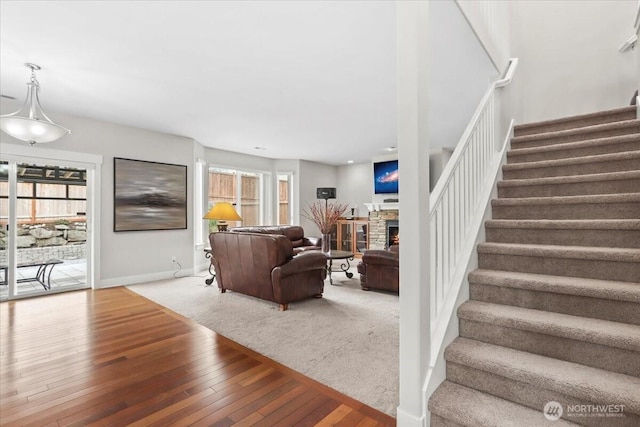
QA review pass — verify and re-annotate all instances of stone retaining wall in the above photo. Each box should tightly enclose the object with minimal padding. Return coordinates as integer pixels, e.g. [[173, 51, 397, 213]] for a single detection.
[[0, 221, 87, 264]]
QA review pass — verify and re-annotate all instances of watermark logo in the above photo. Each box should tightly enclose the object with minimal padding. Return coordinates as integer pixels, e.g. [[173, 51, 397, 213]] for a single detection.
[[544, 401, 563, 421], [543, 401, 626, 421]]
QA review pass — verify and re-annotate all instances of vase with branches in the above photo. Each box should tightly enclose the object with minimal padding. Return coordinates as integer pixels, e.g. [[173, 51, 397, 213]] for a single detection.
[[302, 200, 349, 253]]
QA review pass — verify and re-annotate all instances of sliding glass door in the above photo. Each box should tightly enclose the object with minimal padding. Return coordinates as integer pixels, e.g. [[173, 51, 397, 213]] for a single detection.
[[0, 157, 93, 300]]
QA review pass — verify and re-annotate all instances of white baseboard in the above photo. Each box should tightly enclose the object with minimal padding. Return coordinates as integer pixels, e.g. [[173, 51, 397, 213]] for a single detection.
[[396, 407, 426, 426], [98, 268, 196, 288]]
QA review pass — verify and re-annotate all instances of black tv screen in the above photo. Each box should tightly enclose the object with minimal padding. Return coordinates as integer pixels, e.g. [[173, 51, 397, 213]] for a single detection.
[[374, 160, 399, 194]]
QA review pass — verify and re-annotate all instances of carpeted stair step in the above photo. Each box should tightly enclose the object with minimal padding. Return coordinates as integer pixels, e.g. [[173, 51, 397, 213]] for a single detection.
[[428, 381, 579, 427], [431, 105, 640, 426], [444, 338, 640, 426], [497, 170, 640, 198], [485, 219, 640, 248], [513, 106, 637, 137], [477, 242, 640, 282], [510, 119, 640, 150], [468, 269, 640, 325], [507, 133, 640, 164], [492, 193, 640, 220], [457, 300, 640, 377], [502, 150, 640, 180]]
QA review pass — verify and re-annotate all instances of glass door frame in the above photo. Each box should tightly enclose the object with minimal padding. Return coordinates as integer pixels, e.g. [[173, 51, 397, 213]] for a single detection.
[[1, 144, 102, 300]]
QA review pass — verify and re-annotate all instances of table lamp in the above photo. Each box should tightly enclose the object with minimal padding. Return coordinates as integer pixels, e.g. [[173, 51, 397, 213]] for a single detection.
[[204, 202, 242, 231]]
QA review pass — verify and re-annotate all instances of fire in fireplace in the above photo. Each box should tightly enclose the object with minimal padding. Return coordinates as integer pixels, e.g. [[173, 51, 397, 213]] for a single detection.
[[386, 220, 399, 248]]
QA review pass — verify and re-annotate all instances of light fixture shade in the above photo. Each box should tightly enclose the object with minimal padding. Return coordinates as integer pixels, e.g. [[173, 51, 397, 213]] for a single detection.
[[0, 115, 70, 144], [0, 63, 71, 145], [203, 202, 242, 221]]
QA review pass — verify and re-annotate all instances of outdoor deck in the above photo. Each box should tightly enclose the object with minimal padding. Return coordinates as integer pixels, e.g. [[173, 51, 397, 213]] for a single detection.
[[0, 259, 86, 300]]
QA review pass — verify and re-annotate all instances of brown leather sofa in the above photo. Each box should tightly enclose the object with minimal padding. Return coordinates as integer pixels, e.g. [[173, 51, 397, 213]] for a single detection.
[[357, 245, 399, 293], [209, 231, 327, 310], [230, 225, 321, 254]]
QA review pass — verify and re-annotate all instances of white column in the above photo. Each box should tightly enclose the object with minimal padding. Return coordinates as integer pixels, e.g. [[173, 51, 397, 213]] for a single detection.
[[636, 5, 640, 118], [397, 1, 431, 426]]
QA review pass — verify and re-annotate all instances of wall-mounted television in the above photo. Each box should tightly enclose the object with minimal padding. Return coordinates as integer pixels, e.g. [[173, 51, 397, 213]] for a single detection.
[[373, 159, 399, 194]]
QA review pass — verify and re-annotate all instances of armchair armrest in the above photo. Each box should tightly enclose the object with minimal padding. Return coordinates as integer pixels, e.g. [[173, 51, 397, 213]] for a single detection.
[[303, 236, 321, 247], [273, 251, 327, 278], [362, 250, 399, 267], [357, 261, 366, 275]]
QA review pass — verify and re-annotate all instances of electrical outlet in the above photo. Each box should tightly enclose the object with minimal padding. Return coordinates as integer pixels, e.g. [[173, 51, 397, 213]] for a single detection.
[[171, 256, 176, 263]]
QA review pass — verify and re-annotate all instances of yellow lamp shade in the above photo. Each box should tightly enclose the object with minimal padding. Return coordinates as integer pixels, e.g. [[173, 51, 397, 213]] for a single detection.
[[203, 202, 242, 221]]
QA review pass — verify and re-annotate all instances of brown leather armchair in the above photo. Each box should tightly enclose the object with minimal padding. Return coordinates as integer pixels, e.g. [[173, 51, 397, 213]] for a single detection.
[[230, 225, 321, 254], [209, 232, 327, 310], [357, 245, 399, 293]]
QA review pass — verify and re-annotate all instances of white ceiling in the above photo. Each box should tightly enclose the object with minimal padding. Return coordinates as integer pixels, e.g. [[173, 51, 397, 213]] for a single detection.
[[0, 1, 398, 165]]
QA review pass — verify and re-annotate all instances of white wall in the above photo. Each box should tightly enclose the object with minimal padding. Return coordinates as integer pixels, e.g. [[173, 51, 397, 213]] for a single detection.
[[298, 160, 338, 235], [429, 0, 499, 151], [336, 162, 371, 217], [205, 146, 274, 172], [456, 0, 511, 69], [1, 98, 196, 286], [512, 0, 639, 122], [429, 148, 454, 192]]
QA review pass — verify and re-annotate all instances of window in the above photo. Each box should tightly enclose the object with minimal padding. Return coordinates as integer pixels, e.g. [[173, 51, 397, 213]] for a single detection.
[[1, 164, 87, 223], [208, 167, 266, 228], [277, 174, 292, 225], [240, 171, 261, 226]]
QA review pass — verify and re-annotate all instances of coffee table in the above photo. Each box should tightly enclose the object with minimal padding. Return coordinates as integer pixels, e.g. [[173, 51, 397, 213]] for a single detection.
[[325, 250, 354, 285]]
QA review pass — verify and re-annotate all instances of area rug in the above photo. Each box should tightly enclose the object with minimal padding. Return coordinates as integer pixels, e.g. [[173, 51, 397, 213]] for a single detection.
[[127, 268, 399, 416]]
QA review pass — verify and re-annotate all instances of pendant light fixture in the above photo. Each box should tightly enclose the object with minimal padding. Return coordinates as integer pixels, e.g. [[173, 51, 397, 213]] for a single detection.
[[1, 63, 71, 145]]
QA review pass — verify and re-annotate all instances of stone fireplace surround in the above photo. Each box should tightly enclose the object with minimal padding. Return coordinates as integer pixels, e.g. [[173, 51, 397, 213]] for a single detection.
[[367, 209, 399, 250]]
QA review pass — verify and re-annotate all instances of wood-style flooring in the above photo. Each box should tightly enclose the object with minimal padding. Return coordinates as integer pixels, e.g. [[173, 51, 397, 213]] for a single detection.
[[0, 287, 395, 426]]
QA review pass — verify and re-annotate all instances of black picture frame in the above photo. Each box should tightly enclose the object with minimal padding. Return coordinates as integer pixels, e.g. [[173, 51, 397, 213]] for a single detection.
[[113, 157, 187, 232]]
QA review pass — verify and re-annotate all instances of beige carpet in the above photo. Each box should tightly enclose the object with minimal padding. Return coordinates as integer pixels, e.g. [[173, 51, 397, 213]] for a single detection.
[[127, 267, 399, 416]]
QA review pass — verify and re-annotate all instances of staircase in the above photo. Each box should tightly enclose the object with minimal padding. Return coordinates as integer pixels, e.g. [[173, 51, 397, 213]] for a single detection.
[[428, 106, 640, 426]]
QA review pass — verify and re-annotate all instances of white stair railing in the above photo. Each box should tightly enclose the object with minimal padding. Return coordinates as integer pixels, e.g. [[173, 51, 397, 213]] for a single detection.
[[428, 58, 518, 364]]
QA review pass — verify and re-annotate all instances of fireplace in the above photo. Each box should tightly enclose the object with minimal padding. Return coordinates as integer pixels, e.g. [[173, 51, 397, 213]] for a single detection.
[[386, 220, 399, 248], [367, 209, 399, 250]]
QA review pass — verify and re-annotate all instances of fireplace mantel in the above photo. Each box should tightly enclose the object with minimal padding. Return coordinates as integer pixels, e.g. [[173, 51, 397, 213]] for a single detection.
[[364, 202, 399, 212]]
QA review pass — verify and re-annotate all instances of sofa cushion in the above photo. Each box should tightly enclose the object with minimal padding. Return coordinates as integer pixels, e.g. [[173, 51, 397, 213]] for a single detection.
[[231, 225, 320, 250], [231, 226, 285, 236], [281, 226, 305, 242]]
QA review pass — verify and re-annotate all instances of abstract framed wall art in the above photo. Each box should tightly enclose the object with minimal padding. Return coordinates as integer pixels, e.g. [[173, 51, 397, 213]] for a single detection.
[[113, 157, 187, 231]]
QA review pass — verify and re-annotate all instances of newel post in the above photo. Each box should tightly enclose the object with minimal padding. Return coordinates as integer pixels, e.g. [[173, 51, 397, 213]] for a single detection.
[[397, 1, 431, 425]]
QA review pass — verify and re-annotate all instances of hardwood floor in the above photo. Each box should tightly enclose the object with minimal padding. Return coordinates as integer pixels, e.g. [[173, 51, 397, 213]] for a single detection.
[[0, 287, 395, 426]]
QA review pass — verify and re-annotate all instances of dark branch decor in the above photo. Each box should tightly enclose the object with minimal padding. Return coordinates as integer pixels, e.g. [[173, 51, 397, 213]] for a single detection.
[[302, 200, 349, 234], [114, 157, 187, 231]]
